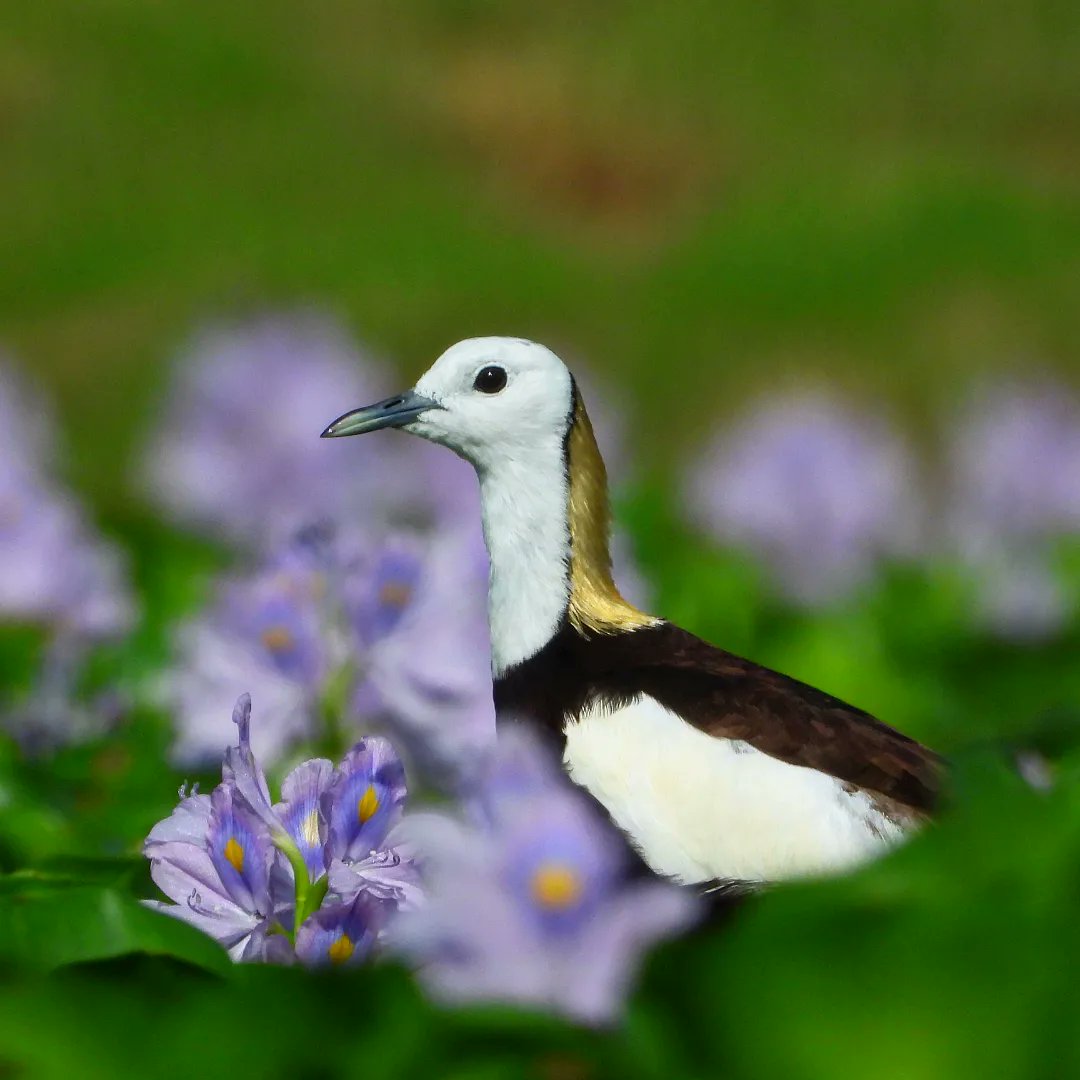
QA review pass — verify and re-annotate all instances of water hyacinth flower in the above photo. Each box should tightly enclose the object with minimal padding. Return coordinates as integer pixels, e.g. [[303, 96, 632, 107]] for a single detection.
[[145, 695, 416, 966], [169, 524, 494, 777], [144, 783, 288, 962], [352, 528, 496, 787], [947, 379, 1080, 554], [142, 312, 465, 548], [685, 391, 923, 605], [391, 729, 697, 1024], [0, 362, 134, 641], [945, 379, 1080, 639]]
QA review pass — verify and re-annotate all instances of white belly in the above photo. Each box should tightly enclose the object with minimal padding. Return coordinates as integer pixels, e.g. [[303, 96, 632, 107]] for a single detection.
[[563, 694, 909, 884]]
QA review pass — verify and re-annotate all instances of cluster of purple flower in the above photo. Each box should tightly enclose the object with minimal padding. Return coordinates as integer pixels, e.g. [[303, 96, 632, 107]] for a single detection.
[[146, 695, 418, 965], [0, 358, 135, 749], [168, 523, 495, 783], [143, 314, 494, 778], [138, 313, 690, 1020], [146, 697, 696, 1020], [685, 377, 1080, 638], [0, 359, 134, 642]]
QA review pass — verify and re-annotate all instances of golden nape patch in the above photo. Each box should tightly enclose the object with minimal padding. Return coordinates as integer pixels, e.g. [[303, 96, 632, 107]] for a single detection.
[[566, 394, 657, 636]]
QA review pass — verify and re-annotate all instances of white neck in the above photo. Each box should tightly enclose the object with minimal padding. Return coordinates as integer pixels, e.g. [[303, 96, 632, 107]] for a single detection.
[[476, 440, 571, 678]]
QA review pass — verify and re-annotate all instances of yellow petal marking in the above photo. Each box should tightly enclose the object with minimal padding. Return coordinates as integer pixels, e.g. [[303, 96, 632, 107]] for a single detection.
[[357, 785, 380, 824], [328, 933, 354, 965], [530, 862, 582, 910], [378, 581, 412, 609], [301, 809, 321, 849], [224, 836, 245, 874], [260, 625, 295, 654]]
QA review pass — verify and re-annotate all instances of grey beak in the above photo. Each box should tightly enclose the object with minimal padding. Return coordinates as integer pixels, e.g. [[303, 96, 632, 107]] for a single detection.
[[320, 390, 441, 439]]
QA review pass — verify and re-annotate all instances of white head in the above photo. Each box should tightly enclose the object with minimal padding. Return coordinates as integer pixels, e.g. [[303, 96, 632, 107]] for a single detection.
[[323, 336, 576, 471], [323, 336, 653, 676]]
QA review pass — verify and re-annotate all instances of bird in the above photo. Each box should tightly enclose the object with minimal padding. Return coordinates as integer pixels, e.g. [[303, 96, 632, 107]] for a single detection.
[[322, 336, 942, 888]]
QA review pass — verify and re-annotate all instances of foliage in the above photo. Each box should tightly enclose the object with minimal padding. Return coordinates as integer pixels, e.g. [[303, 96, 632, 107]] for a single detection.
[[1, 484, 1079, 1076]]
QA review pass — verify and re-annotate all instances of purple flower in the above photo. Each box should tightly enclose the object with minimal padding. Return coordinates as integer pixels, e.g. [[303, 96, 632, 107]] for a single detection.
[[0, 477, 134, 638], [142, 313, 442, 548], [324, 737, 408, 862], [685, 392, 923, 605], [947, 379, 1080, 554], [294, 892, 396, 968], [168, 545, 334, 765], [353, 529, 496, 787], [146, 695, 419, 966], [144, 784, 286, 962], [275, 757, 335, 882], [0, 361, 134, 641], [169, 523, 494, 775], [944, 380, 1080, 639], [390, 730, 697, 1024]]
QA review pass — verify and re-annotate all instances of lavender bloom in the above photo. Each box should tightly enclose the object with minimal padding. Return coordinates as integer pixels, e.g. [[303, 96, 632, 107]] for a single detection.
[[0, 362, 134, 641], [294, 892, 396, 968], [324, 737, 408, 862], [146, 695, 418, 965], [353, 529, 496, 787], [945, 380, 1080, 638], [686, 392, 923, 605], [144, 784, 287, 962], [391, 730, 697, 1025], [143, 313, 441, 548], [264, 726, 422, 907], [947, 379, 1080, 553], [170, 522, 494, 773], [168, 541, 337, 765]]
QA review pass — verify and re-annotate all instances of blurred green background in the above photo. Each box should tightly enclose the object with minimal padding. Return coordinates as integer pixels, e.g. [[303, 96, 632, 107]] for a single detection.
[[3, 4, 1080, 1078], [3, 0, 1080, 506]]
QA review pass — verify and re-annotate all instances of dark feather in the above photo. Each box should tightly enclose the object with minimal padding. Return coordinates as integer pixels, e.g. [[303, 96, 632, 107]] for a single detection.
[[495, 621, 942, 817]]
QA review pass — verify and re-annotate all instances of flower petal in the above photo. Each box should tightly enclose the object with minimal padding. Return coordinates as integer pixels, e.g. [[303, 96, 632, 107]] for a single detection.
[[326, 851, 423, 910], [208, 783, 273, 915], [221, 694, 284, 835], [274, 757, 334, 882], [144, 791, 211, 847], [563, 884, 700, 1024], [323, 736, 407, 861], [294, 892, 393, 968]]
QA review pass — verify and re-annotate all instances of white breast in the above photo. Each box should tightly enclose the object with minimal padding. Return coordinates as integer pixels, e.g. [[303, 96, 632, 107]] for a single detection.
[[563, 694, 910, 884]]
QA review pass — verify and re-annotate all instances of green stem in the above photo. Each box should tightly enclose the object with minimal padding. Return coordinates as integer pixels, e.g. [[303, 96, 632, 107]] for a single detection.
[[271, 830, 327, 942]]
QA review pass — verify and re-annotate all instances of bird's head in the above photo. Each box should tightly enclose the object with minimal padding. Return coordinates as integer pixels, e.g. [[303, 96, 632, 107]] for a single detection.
[[321, 337, 574, 470]]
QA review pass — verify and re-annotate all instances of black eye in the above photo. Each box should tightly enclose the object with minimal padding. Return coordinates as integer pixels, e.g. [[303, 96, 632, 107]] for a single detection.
[[473, 365, 507, 394]]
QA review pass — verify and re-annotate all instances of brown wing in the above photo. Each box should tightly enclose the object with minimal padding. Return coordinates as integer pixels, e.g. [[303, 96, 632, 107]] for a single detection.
[[615, 623, 942, 815], [495, 620, 943, 816]]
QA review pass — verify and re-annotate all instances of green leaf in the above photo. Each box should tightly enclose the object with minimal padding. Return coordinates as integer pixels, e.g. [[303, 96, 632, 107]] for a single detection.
[[0, 878, 232, 975]]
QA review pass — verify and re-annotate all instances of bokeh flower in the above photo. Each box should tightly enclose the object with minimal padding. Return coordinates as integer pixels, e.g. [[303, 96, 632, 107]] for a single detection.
[[142, 312, 475, 548], [945, 379, 1080, 638], [685, 391, 923, 605], [391, 729, 697, 1025], [0, 361, 134, 641], [169, 524, 494, 777]]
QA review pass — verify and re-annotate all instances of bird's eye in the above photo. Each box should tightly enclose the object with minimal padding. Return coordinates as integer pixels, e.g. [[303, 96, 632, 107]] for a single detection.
[[473, 365, 508, 394]]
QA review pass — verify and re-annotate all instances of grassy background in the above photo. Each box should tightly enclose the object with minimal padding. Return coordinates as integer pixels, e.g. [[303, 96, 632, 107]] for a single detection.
[[2, 1, 1079, 504]]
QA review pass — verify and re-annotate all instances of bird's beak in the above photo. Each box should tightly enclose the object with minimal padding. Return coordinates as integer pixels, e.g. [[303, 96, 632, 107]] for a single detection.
[[320, 389, 441, 439]]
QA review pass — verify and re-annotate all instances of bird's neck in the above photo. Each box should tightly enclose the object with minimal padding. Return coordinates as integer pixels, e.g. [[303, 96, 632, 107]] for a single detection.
[[478, 393, 654, 679]]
